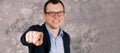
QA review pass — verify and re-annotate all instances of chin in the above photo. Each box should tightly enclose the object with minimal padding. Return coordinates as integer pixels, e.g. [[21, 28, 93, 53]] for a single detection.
[[51, 25, 60, 29], [53, 26, 60, 29]]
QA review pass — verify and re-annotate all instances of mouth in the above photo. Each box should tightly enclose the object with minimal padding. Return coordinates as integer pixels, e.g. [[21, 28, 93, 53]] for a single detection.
[[52, 20, 60, 24]]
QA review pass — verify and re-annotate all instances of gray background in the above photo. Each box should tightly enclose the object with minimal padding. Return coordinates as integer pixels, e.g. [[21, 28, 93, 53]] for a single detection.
[[0, 0, 120, 53]]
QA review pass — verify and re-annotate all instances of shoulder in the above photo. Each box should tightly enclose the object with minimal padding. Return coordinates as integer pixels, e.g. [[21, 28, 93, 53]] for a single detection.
[[63, 31, 69, 36], [62, 30, 71, 44], [63, 30, 70, 39], [29, 24, 41, 28], [28, 24, 42, 31]]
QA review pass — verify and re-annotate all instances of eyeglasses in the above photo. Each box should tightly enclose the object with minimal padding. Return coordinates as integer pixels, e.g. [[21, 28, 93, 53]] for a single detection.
[[45, 11, 65, 17]]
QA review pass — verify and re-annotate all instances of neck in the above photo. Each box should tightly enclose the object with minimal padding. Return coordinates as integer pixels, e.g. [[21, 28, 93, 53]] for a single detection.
[[46, 24, 60, 38]]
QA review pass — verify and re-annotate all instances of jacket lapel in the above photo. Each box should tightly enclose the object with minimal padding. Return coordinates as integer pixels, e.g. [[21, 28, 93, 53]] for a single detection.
[[41, 23, 51, 52]]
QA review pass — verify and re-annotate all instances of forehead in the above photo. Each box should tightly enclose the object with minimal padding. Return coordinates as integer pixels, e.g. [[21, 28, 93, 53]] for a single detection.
[[46, 3, 64, 12]]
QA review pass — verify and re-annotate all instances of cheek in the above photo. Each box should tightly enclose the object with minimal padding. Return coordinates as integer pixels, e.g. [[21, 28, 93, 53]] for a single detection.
[[61, 16, 64, 20], [44, 16, 51, 21]]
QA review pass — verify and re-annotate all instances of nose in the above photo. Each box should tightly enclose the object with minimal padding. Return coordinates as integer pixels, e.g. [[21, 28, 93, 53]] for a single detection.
[[53, 13, 59, 18]]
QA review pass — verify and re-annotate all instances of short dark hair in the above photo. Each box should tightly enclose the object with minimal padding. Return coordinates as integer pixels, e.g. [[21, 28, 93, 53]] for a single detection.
[[44, 0, 65, 13]]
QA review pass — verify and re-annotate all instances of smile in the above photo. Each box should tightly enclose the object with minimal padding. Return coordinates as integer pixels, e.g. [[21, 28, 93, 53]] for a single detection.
[[52, 20, 60, 24]]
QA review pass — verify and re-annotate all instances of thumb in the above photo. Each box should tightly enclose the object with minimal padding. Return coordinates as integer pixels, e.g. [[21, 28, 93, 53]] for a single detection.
[[35, 40, 43, 46]]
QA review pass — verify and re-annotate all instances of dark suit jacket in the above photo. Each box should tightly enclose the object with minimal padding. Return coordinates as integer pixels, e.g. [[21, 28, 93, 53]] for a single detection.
[[20, 23, 70, 53]]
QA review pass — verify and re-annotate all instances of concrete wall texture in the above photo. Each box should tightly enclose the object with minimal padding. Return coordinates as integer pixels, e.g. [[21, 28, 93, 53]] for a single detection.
[[0, 0, 120, 53]]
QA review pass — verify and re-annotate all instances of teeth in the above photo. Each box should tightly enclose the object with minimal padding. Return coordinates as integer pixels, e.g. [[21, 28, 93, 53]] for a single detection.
[[53, 20, 59, 23]]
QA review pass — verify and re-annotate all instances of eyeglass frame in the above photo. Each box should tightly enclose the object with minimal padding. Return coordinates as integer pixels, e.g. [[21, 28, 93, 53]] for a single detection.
[[44, 11, 65, 17]]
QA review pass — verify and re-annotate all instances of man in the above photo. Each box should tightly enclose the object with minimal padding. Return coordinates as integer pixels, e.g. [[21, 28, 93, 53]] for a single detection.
[[20, 0, 70, 53]]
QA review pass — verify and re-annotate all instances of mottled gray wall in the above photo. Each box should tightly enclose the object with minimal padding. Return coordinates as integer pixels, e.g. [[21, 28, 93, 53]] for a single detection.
[[0, 0, 120, 53]]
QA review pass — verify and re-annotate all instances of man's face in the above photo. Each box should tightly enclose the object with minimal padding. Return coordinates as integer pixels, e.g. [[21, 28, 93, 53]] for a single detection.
[[43, 3, 64, 29]]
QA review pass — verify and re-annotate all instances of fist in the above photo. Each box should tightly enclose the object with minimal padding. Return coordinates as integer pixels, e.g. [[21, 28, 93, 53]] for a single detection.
[[25, 31, 43, 46]]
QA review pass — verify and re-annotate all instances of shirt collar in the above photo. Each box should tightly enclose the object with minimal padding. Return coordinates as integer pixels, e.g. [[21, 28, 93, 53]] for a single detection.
[[45, 24, 63, 37]]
